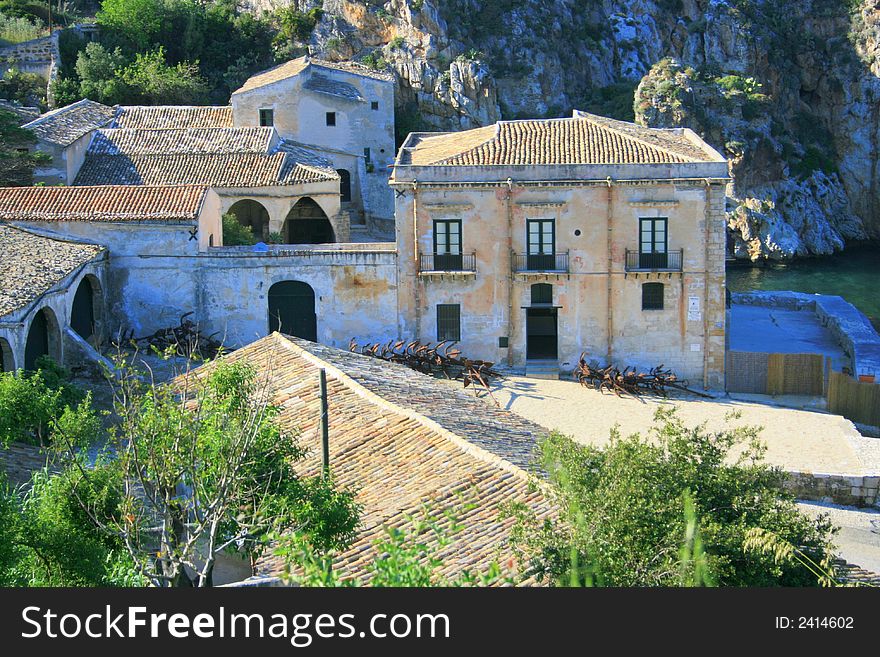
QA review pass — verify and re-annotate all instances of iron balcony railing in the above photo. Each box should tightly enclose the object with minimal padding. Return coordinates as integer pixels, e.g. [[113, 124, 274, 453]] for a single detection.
[[625, 249, 683, 272], [419, 252, 477, 273], [512, 252, 570, 273]]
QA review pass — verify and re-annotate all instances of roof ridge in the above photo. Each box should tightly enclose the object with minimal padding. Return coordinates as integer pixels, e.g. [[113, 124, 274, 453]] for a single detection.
[[575, 112, 701, 163], [274, 334, 536, 486]]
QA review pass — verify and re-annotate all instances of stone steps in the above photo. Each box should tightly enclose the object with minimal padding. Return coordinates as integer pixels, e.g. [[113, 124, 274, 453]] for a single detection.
[[525, 360, 559, 380]]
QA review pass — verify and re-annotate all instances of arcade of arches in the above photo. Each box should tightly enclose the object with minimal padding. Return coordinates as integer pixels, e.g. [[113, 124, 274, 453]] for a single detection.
[[225, 197, 337, 245]]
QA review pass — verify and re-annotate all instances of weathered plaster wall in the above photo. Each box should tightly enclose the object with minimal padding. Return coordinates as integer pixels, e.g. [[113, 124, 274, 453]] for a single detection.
[[394, 173, 727, 387], [195, 245, 398, 349], [231, 64, 395, 221], [21, 221, 204, 338]]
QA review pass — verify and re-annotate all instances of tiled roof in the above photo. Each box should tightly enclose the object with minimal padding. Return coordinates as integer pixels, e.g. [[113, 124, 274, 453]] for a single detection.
[[21, 99, 116, 147], [303, 74, 365, 102], [112, 105, 234, 129], [74, 153, 337, 187], [89, 127, 276, 155], [205, 334, 553, 583], [0, 185, 208, 223], [400, 111, 723, 166], [233, 56, 392, 95], [0, 223, 105, 317], [292, 339, 546, 469]]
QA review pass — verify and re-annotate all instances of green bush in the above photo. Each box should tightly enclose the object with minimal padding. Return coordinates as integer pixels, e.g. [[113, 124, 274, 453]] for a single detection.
[[504, 409, 836, 587], [8, 463, 140, 587], [0, 357, 87, 447], [222, 212, 257, 246]]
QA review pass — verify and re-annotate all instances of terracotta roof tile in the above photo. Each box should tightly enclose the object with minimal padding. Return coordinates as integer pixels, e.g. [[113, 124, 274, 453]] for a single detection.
[[112, 105, 234, 129], [0, 185, 208, 223], [0, 223, 105, 316], [201, 334, 554, 584], [22, 99, 116, 147], [401, 112, 723, 166], [89, 127, 276, 155], [74, 153, 337, 187]]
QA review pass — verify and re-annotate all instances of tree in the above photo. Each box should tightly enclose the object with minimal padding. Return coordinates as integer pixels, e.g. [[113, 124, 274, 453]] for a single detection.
[[221, 211, 257, 246], [0, 107, 49, 186], [96, 0, 166, 52], [0, 66, 46, 108], [118, 47, 208, 105], [74, 41, 129, 104], [52, 356, 360, 587], [504, 408, 837, 587], [0, 357, 86, 447]]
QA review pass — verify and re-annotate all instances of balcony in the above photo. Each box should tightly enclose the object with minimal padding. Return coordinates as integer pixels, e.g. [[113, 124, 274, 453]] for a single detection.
[[418, 252, 477, 275], [512, 252, 569, 274], [625, 249, 683, 272]]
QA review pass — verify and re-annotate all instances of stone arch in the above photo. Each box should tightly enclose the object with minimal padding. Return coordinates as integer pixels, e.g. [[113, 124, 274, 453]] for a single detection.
[[227, 199, 270, 241], [0, 337, 14, 372], [268, 280, 317, 342], [283, 197, 335, 244], [24, 306, 62, 371], [71, 274, 103, 344], [337, 169, 352, 203]]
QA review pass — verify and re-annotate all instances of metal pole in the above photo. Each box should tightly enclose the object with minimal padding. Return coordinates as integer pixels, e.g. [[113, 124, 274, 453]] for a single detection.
[[319, 368, 329, 476]]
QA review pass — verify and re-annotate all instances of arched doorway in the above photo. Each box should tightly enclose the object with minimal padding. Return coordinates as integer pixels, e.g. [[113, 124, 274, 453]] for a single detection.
[[284, 198, 335, 244], [228, 199, 270, 242], [24, 307, 61, 371], [268, 281, 317, 342], [71, 275, 101, 343], [336, 169, 352, 203], [0, 337, 14, 372]]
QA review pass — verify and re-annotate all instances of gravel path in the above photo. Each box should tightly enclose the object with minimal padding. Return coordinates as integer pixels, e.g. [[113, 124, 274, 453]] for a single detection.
[[489, 376, 880, 476]]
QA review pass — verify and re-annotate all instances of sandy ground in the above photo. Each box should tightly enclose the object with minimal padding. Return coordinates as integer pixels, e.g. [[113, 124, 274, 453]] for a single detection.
[[797, 502, 880, 574], [488, 376, 880, 476]]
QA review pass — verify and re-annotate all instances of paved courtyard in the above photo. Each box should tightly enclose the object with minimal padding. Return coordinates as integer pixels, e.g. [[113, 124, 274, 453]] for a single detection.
[[487, 376, 880, 477]]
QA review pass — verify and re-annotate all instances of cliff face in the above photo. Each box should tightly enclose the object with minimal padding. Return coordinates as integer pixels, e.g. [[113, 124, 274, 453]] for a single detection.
[[259, 0, 880, 259]]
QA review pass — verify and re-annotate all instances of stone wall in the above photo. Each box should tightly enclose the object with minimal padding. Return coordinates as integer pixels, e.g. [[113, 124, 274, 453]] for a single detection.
[[785, 470, 880, 509]]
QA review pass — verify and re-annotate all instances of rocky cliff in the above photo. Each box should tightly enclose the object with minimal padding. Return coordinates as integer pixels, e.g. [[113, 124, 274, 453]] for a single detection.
[[256, 0, 880, 260]]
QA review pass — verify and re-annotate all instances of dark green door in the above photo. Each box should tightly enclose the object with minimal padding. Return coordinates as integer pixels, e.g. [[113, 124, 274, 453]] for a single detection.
[[268, 281, 317, 342], [526, 308, 557, 360]]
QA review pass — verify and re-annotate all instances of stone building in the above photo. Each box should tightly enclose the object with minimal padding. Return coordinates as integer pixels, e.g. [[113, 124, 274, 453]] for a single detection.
[[231, 56, 396, 230], [21, 99, 116, 185], [390, 111, 729, 387], [74, 108, 346, 242], [0, 222, 107, 373], [0, 184, 397, 348]]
